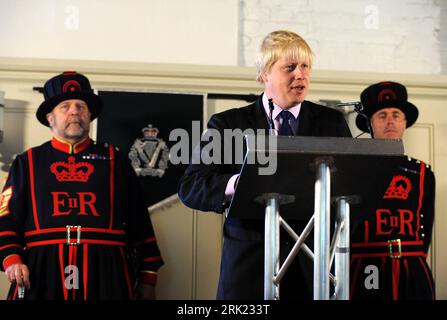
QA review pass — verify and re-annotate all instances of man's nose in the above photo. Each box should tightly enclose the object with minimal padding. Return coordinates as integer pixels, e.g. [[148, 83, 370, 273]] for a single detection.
[[68, 104, 80, 114], [385, 114, 397, 125], [293, 67, 303, 79]]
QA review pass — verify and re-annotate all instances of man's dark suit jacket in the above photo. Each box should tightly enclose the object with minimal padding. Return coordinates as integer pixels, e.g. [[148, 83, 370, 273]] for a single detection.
[[178, 94, 352, 299]]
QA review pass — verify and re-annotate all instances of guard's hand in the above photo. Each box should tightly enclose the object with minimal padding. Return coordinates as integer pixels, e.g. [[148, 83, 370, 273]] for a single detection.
[[136, 283, 156, 300], [5, 263, 30, 289]]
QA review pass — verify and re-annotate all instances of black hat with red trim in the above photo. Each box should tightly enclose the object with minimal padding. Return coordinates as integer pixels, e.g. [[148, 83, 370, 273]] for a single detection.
[[355, 81, 419, 133], [36, 71, 103, 126]]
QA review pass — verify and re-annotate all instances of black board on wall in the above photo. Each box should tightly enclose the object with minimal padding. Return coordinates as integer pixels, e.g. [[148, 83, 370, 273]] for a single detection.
[[96, 91, 203, 208]]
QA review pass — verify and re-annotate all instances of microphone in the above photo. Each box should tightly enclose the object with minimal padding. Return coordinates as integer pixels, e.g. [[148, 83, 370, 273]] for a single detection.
[[335, 101, 362, 107], [267, 99, 277, 136], [335, 101, 363, 112], [337, 101, 374, 138]]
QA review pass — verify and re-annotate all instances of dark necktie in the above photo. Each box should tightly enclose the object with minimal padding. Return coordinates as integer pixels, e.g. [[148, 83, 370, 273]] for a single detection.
[[278, 110, 294, 136]]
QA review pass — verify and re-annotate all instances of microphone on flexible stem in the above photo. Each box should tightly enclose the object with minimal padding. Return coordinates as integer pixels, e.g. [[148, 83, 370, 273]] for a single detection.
[[267, 99, 277, 136], [335, 101, 363, 111], [335, 101, 374, 139]]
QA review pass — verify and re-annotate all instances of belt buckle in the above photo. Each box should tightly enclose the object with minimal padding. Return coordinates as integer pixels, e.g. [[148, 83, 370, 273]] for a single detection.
[[66, 225, 81, 245], [388, 239, 401, 259]]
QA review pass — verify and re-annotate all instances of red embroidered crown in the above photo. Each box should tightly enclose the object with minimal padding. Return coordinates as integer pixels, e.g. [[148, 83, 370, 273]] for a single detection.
[[383, 175, 412, 200], [50, 156, 94, 182]]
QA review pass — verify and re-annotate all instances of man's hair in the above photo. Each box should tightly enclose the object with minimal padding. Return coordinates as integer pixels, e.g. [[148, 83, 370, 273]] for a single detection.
[[255, 30, 314, 83]]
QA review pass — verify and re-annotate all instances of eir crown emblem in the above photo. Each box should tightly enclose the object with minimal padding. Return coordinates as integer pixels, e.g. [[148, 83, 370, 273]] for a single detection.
[[50, 156, 94, 182], [383, 175, 412, 200]]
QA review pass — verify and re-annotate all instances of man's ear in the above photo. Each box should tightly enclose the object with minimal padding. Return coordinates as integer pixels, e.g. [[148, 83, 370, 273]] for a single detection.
[[260, 72, 269, 83], [369, 118, 376, 138], [46, 113, 54, 127]]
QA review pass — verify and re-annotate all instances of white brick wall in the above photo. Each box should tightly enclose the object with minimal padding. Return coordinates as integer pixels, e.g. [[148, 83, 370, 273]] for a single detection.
[[240, 0, 442, 74], [437, 0, 447, 73], [0, 0, 240, 66], [0, 0, 444, 74]]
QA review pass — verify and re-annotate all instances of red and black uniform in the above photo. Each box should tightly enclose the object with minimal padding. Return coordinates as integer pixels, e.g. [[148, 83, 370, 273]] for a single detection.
[[0, 137, 163, 300], [350, 157, 435, 300]]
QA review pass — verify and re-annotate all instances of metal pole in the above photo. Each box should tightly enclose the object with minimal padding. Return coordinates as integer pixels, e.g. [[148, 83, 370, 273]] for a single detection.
[[314, 161, 331, 300], [264, 196, 280, 300], [276, 216, 314, 283], [335, 197, 350, 300]]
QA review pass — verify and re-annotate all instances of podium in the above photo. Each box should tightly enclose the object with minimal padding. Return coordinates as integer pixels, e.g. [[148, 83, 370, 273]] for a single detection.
[[227, 135, 405, 300]]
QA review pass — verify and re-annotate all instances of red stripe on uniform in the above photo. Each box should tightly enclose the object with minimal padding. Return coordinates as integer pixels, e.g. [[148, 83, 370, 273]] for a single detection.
[[0, 243, 22, 251], [351, 240, 424, 247], [363, 221, 369, 242], [75, 239, 125, 246], [11, 285, 18, 300], [143, 237, 156, 244], [391, 259, 400, 300], [350, 258, 363, 299], [83, 244, 88, 300], [143, 256, 163, 263], [68, 245, 73, 268], [24, 227, 125, 236], [26, 239, 126, 247], [419, 256, 435, 299], [351, 251, 427, 259], [119, 247, 133, 299], [59, 244, 68, 300], [0, 231, 19, 237], [109, 145, 115, 229], [415, 162, 426, 241], [132, 237, 156, 247], [27, 149, 40, 230], [73, 138, 91, 154], [69, 246, 74, 300], [403, 259, 409, 281], [72, 246, 78, 300]]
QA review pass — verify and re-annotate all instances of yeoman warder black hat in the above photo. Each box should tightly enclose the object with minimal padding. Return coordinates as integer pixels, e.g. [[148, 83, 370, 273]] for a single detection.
[[355, 81, 419, 133], [36, 71, 103, 126]]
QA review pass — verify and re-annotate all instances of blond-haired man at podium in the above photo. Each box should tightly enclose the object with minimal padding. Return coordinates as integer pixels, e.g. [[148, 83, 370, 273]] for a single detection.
[[179, 30, 351, 299]]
